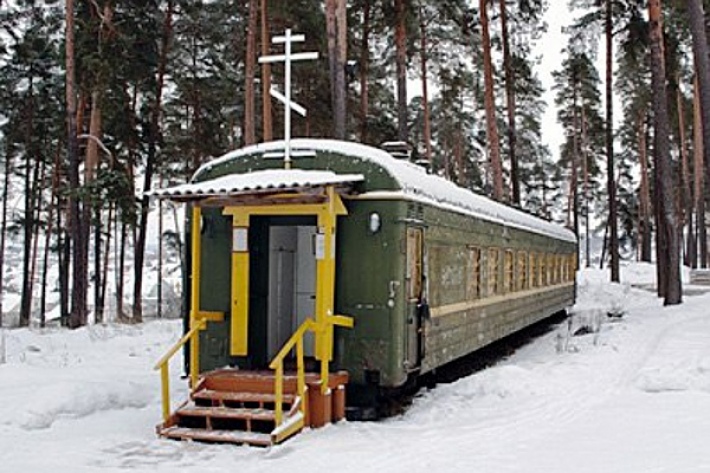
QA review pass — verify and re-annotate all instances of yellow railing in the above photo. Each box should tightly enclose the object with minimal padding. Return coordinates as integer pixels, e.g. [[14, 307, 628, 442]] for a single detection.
[[269, 319, 315, 426], [268, 315, 353, 427], [154, 319, 206, 422]]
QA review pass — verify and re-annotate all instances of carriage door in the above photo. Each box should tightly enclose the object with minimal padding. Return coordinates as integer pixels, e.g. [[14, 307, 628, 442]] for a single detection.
[[405, 227, 424, 371]]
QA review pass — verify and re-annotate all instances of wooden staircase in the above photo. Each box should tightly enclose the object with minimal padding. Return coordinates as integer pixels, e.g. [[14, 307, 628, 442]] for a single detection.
[[157, 369, 349, 447]]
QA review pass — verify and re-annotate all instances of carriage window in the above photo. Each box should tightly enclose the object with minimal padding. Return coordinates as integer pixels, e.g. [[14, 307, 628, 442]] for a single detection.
[[561, 255, 568, 282], [539, 254, 546, 287], [487, 248, 500, 296], [572, 254, 578, 280], [517, 251, 528, 291], [406, 228, 423, 300], [468, 246, 481, 299], [504, 250, 514, 293], [547, 254, 554, 285], [529, 253, 537, 288]]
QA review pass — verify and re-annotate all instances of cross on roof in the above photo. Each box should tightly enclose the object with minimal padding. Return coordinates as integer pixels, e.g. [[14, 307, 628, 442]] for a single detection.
[[259, 29, 319, 169]]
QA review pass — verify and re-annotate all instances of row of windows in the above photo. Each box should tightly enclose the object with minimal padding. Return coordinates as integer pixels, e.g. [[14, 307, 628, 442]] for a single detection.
[[468, 247, 576, 299]]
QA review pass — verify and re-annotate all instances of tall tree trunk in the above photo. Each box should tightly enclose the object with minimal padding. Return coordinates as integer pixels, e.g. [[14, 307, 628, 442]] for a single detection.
[[326, 0, 337, 126], [100, 202, 112, 322], [20, 77, 36, 327], [133, 0, 173, 323], [157, 178, 164, 318], [86, 90, 103, 323], [395, 0, 408, 142], [638, 110, 652, 262], [335, 0, 347, 138], [326, 0, 347, 139], [605, 0, 619, 283], [677, 79, 694, 267], [686, 0, 710, 223], [28, 148, 44, 325], [67, 0, 87, 328], [261, 0, 273, 141], [0, 142, 11, 328], [244, 0, 258, 145], [582, 106, 591, 268], [359, 0, 371, 143], [116, 219, 127, 319], [58, 188, 69, 326], [570, 78, 580, 253], [695, 77, 708, 268], [499, 0, 519, 205], [649, 0, 682, 305], [480, 0, 504, 201], [419, 4, 432, 164], [40, 152, 60, 328]]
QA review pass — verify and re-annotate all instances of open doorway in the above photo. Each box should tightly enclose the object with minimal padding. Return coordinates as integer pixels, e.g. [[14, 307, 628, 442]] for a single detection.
[[266, 224, 317, 361]]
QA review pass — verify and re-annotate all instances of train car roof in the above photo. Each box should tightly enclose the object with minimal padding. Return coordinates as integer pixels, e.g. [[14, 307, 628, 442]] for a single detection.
[[189, 139, 576, 243]]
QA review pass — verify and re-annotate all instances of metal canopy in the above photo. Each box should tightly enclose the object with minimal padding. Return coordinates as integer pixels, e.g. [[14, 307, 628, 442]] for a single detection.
[[147, 169, 364, 203]]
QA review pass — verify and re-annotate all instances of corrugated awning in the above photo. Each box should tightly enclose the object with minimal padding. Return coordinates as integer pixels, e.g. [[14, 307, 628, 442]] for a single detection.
[[147, 169, 364, 202]]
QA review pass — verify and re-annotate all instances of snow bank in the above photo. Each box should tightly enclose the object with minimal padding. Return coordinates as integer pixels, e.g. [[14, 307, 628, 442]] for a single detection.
[[1, 263, 710, 473], [0, 322, 182, 431]]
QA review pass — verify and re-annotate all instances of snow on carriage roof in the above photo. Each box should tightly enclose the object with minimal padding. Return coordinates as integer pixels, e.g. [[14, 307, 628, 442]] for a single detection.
[[193, 139, 576, 243], [148, 168, 364, 200]]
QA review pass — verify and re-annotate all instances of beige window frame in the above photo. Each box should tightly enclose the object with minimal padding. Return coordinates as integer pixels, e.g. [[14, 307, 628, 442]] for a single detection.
[[517, 251, 528, 291], [504, 250, 514, 293], [468, 246, 482, 299], [487, 248, 500, 296]]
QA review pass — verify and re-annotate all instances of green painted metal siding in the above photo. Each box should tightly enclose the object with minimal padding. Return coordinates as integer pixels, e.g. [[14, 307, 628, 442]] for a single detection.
[[335, 200, 408, 387], [183, 146, 577, 391]]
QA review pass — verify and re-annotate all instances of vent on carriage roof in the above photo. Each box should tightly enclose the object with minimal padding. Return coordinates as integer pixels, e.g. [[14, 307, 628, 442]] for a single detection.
[[380, 141, 411, 161]]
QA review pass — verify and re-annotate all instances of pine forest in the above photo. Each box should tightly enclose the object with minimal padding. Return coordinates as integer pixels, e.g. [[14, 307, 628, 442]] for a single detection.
[[1, 0, 710, 329]]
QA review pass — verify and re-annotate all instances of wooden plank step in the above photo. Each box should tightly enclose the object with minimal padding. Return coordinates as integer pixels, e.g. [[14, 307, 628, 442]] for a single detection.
[[176, 405, 277, 422], [193, 389, 296, 405], [160, 426, 272, 447]]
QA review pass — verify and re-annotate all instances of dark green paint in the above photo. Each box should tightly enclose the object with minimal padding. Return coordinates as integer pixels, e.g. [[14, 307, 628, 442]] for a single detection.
[[183, 146, 576, 394]]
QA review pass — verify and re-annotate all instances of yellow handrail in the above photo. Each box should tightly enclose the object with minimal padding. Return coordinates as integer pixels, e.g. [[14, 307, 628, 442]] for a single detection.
[[269, 319, 316, 426], [268, 315, 353, 427], [154, 319, 206, 422]]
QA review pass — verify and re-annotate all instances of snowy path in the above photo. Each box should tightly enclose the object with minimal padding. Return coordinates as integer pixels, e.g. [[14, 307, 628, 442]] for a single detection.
[[1, 266, 709, 472]]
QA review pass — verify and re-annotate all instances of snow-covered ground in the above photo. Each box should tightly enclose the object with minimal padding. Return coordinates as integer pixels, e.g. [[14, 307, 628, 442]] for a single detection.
[[1, 263, 709, 472]]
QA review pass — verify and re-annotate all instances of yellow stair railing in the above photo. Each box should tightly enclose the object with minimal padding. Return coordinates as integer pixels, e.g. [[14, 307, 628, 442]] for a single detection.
[[154, 319, 206, 422], [269, 314, 353, 442]]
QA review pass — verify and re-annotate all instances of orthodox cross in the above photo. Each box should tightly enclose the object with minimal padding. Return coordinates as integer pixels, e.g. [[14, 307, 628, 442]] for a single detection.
[[259, 29, 319, 169]]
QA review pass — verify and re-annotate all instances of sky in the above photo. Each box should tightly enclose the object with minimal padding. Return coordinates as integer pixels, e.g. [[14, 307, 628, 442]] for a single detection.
[[537, 3, 577, 159]]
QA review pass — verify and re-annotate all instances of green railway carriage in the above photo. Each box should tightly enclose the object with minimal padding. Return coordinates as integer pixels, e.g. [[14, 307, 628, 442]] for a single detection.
[[153, 138, 576, 425]]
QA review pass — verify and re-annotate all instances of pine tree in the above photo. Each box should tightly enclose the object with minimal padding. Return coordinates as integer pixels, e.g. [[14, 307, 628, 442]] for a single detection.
[[648, 0, 682, 305]]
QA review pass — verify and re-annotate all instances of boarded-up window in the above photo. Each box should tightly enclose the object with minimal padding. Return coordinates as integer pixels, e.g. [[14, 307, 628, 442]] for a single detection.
[[529, 253, 537, 288], [517, 251, 528, 291], [547, 254, 554, 285], [468, 246, 482, 299], [487, 248, 500, 296], [504, 250, 514, 293], [539, 254, 546, 286], [406, 228, 423, 300]]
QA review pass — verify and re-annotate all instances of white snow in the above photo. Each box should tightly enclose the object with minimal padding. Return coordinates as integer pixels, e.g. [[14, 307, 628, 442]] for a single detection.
[[148, 168, 364, 200], [192, 139, 577, 243], [2, 263, 710, 472]]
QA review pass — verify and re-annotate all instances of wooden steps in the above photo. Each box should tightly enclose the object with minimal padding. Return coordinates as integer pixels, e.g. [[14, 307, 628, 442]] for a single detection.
[[160, 426, 272, 447], [192, 389, 296, 407], [157, 369, 349, 447]]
